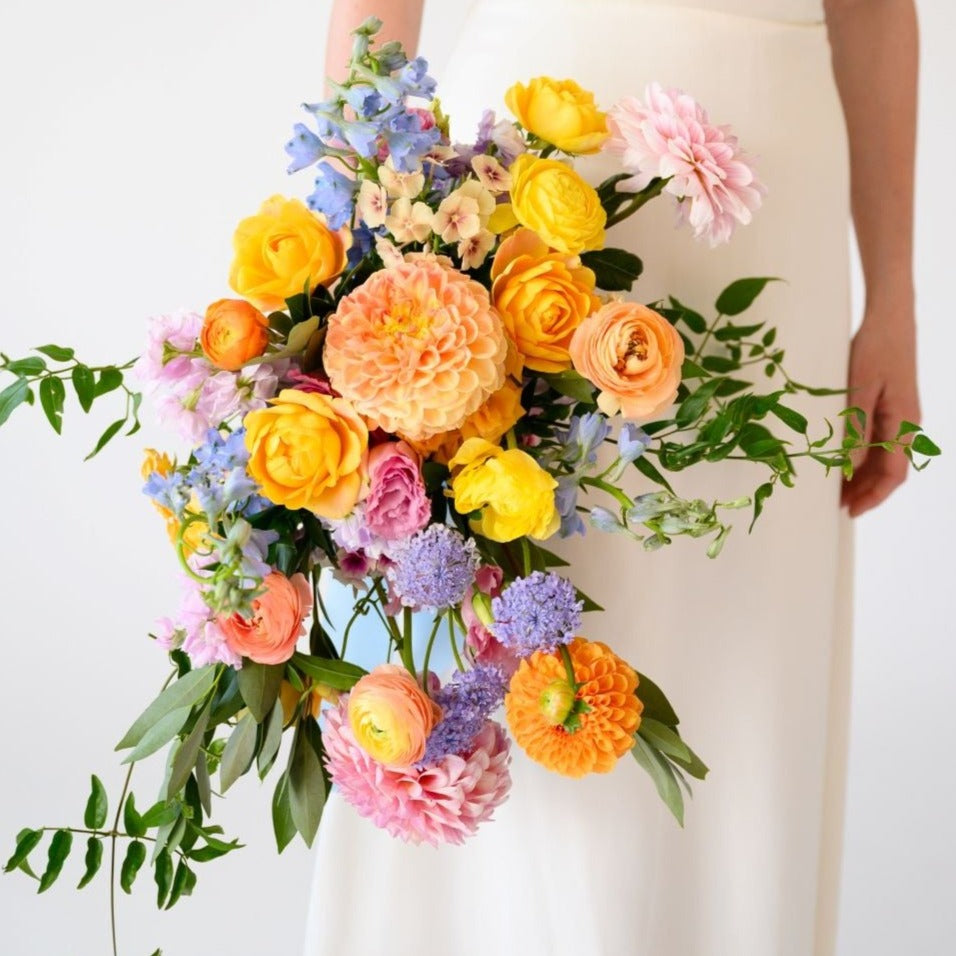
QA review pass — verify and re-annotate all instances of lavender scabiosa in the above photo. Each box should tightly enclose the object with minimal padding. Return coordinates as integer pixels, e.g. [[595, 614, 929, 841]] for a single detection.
[[387, 524, 479, 612], [490, 571, 583, 656], [422, 665, 507, 764]]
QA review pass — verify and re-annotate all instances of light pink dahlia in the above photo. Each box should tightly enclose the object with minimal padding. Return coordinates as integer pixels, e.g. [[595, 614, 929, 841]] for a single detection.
[[323, 700, 512, 846], [607, 83, 765, 245]]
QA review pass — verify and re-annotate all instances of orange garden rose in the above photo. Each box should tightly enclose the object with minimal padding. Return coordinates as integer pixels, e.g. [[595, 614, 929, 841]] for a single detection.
[[569, 300, 684, 420], [200, 298, 270, 371], [324, 256, 508, 442], [229, 195, 348, 311], [347, 664, 443, 766], [220, 571, 313, 666], [243, 389, 368, 517], [491, 228, 599, 373], [505, 77, 609, 155], [505, 638, 642, 777]]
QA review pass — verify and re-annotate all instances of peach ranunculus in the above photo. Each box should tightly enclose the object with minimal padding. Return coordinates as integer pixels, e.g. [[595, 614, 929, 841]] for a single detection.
[[569, 301, 684, 420], [347, 664, 443, 766], [200, 299, 270, 371], [508, 154, 606, 256], [243, 389, 368, 518], [220, 571, 313, 666], [491, 228, 599, 373], [505, 77, 609, 155], [229, 195, 348, 311], [324, 256, 508, 442]]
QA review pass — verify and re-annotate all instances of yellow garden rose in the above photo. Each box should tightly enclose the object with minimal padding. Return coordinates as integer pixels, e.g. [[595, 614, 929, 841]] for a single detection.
[[508, 155, 606, 256], [229, 196, 348, 311], [505, 77, 609, 155], [491, 228, 600, 373], [243, 389, 368, 518], [449, 437, 560, 543]]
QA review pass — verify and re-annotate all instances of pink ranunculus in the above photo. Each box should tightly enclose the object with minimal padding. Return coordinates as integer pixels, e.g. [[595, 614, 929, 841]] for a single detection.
[[462, 566, 519, 677], [363, 442, 431, 542], [284, 365, 334, 395], [607, 83, 765, 246]]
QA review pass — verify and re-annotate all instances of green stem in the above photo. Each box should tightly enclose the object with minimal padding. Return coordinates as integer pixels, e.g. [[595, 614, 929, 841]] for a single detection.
[[559, 643, 578, 690], [693, 313, 724, 363], [448, 612, 466, 673], [605, 177, 669, 228], [420, 615, 444, 691], [520, 538, 532, 576], [579, 476, 634, 510], [401, 607, 416, 679]]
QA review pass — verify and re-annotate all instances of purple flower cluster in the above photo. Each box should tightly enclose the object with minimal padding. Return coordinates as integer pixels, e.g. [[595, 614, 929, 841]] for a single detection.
[[422, 665, 507, 764], [388, 525, 479, 612], [490, 572, 584, 656]]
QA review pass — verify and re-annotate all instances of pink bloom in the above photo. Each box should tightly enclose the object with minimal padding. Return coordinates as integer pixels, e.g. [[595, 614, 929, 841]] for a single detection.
[[134, 310, 203, 389], [607, 83, 764, 245], [157, 576, 242, 669], [364, 442, 430, 542], [461, 566, 519, 677], [323, 701, 512, 847], [283, 365, 334, 395]]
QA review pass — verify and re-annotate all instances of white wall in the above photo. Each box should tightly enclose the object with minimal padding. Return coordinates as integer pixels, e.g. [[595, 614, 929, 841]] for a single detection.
[[0, 2, 952, 954]]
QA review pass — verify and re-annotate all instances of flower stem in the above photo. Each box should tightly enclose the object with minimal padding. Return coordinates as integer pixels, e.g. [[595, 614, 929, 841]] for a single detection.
[[420, 615, 444, 691], [401, 607, 416, 679], [448, 612, 466, 673], [559, 643, 578, 690]]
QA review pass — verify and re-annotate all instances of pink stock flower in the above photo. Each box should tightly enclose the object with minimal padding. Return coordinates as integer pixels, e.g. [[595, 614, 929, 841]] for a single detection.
[[323, 701, 512, 847], [364, 442, 431, 542], [155, 576, 242, 669], [607, 83, 764, 245], [134, 310, 204, 389]]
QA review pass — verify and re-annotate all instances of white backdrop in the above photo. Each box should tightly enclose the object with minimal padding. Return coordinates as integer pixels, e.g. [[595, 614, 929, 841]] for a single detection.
[[0, 2, 952, 954]]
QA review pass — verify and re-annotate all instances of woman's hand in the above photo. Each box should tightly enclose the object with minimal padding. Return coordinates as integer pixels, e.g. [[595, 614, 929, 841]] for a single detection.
[[841, 298, 921, 517]]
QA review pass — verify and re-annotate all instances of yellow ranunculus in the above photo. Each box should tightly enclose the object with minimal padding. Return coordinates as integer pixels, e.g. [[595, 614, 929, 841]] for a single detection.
[[141, 449, 208, 556], [229, 196, 349, 311], [243, 389, 368, 518], [448, 437, 560, 543], [505, 77, 609, 155], [508, 155, 606, 256], [491, 228, 600, 373]]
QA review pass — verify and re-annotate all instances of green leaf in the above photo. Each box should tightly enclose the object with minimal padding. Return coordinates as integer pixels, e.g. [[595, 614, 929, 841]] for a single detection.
[[632, 736, 684, 825], [4, 828, 43, 873], [166, 702, 212, 800], [38, 376, 66, 434], [94, 367, 123, 397], [288, 722, 326, 846], [575, 587, 603, 613], [35, 344, 75, 362], [895, 420, 922, 438], [120, 840, 147, 894], [714, 277, 779, 316], [194, 747, 213, 817], [237, 661, 285, 722], [220, 711, 258, 793], [38, 829, 73, 893], [633, 455, 675, 494], [84, 417, 126, 461], [164, 859, 196, 910], [258, 698, 285, 779], [0, 377, 30, 427], [749, 481, 775, 531], [291, 653, 367, 691], [540, 369, 596, 405], [667, 296, 707, 334], [154, 850, 173, 908], [76, 836, 104, 889], [762, 327, 777, 347], [770, 403, 808, 434], [714, 321, 765, 341], [272, 772, 297, 853], [668, 742, 709, 781], [911, 433, 941, 457], [635, 673, 680, 727], [700, 355, 739, 374], [141, 801, 180, 830], [680, 359, 709, 379], [71, 365, 95, 412], [123, 793, 146, 838], [5, 356, 46, 376], [580, 248, 643, 291], [121, 706, 192, 764], [116, 667, 217, 751], [84, 775, 108, 829], [639, 718, 692, 762]]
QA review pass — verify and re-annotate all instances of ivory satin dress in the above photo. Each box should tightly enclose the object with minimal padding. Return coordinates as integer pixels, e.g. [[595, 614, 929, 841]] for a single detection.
[[305, 2, 854, 954]]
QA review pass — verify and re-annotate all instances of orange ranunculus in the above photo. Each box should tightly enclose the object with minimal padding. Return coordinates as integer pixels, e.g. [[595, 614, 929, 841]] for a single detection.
[[569, 300, 684, 420], [229, 195, 348, 311], [220, 571, 313, 666], [491, 228, 599, 373], [243, 389, 368, 518], [505, 638, 642, 777], [347, 664, 443, 766], [200, 299, 270, 371]]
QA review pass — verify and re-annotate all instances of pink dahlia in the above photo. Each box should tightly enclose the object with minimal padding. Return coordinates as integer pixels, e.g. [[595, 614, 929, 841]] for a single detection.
[[323, 257, 508, 442], [607, 83, 765, 245], [323, 700, 512, 847]]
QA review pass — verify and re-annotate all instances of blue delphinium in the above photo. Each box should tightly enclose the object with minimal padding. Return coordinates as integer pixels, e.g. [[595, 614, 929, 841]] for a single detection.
[[422, 665, 507, 764], [388, 525, 479, 612], [490, 571, 584, 656], [306, 162, 358, 231]]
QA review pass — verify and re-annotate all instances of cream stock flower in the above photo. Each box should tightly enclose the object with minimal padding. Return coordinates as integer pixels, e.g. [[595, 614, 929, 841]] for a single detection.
[[385, 197, 434, 244], [471, 155, 512, 194], [458, 229, 496, 270], [378, 158, 426, 199], [356, 180, 388, 228]]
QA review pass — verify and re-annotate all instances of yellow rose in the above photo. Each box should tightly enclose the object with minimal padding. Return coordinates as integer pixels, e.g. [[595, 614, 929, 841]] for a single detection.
[[229, 196, 348, 311], [491, 228, 600, 373], [243, 389, 368, 518], [508, 155, 606, 256], [505, 77, 609, 155], [449, 437, 560, 543]]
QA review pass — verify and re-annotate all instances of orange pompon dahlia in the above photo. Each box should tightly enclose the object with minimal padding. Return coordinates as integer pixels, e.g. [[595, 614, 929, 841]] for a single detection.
[[505, 638, 642, 777], [324, 256, 508, 442]]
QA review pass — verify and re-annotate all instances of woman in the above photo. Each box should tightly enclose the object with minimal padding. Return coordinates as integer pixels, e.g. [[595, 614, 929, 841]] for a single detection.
[[305, 1, 921, 954]]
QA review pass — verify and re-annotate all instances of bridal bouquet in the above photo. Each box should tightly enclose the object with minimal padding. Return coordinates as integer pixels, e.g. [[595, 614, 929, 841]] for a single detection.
[[2, 16, 937, 939]]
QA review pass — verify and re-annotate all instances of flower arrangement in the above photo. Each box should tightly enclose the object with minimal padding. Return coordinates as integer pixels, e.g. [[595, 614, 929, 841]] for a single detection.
[[0, 17, 938, 952]]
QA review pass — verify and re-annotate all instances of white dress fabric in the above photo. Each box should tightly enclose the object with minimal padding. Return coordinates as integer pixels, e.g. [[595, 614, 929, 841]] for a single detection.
[[305, 2, 854, 954]]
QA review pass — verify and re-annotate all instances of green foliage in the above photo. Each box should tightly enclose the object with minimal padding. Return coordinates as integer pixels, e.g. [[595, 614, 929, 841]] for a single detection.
[[120, 840, 147, 894], [580, 248, 644, 291], [83, 775, 108, 830], [38, 829, 72, 893], [236, 661, 285, 722], [287, 719, 327, 847], [220, 712, 258, 793], [76, 837, 103, 890]]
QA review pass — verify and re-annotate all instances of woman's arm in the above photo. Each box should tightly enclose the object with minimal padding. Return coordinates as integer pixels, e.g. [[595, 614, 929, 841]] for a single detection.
[[326, 0, 425, 84], [825, 0, 921, 517]]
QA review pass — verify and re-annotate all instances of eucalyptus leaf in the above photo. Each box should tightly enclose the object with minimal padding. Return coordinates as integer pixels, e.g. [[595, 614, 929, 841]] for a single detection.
[[639, 718, 691, 762], [287, 723, 326, 846], [120, 840, 147, 894], [166, 701, 212, 800], [292, 653, 367, 691], [38, 830, 73, 893], [83, 775, 108, 829], [258, 698, 285, 778], [237, 661, 285, 721], [194, 747, 213, 817], [76, 836, 103, 890], [121, 706, 191, 764], [220, 712, 258, 793], [140, 801, 180, 830], [635, 673, 680, 727], [272, 772, 297, 853], [631, 735, 684, 826]]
